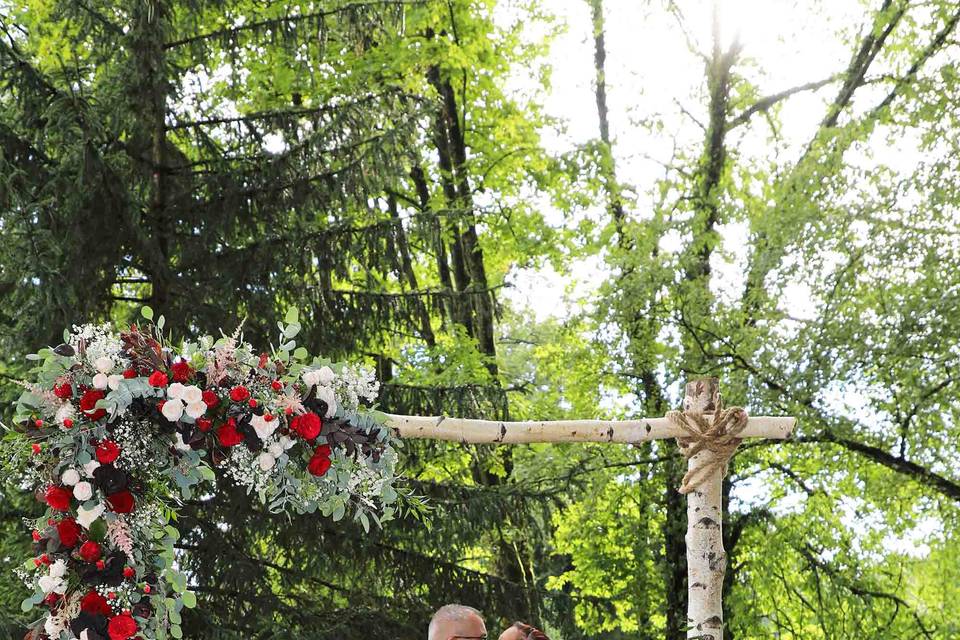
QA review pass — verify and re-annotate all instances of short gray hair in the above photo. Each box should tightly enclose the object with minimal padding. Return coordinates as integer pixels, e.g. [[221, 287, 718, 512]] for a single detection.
[[428, 604, 482, 640]]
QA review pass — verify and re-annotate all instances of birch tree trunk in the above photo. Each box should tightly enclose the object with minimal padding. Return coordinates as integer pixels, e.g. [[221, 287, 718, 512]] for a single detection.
[[683, 377, 727, 639]]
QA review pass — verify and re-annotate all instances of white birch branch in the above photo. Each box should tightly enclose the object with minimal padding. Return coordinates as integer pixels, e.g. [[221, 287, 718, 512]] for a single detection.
[[385, 414, 794, 444]]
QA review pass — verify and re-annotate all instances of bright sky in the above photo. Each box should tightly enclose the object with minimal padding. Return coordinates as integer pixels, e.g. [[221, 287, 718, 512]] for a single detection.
[[504, 0, 870, 319]]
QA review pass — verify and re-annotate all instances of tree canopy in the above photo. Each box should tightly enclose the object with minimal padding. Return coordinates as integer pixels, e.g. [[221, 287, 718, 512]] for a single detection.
[[1, 0, 959, 639]]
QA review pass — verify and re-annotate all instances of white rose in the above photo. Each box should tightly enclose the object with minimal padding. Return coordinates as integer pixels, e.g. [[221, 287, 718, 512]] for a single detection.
[[92, 372, 109, 390], [251, 414, 277, 440], [302, 369, 321, 388], [73, 481, 93, 501], [38, 575, 65, 595], [279, 435, 296, 450], [167, 383, 186, 400], [185, 401, 206, 420], [61, 469, 80, 486], [162, 399, 185, 422], [76, 502, 105, 529], [174, 433, 191, 452], [44, 615, 66, 638], [316, 365, 335, 385], [48, 559, 68, 579], [55, 403, 76, 426], [181, 385, 203, 405], [107, 374, 124, 390], [94, 356, 113, 373], [315, 385, 337, 417], [267, 442, 283, 458], [82, 459, 101, 478], [257, 452, 276, 471]]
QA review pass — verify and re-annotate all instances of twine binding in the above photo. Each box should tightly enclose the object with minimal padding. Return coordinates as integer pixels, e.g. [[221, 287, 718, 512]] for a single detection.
[[667, 400, 748, 494]]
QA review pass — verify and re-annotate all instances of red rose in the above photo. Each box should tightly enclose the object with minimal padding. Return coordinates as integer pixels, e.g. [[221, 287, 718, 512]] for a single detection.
[[122, 368, 137, 379], [271, 380, 283, 391], [81, 590, 112, 616], [108, 613, 138, 640], [307, 451, 332, 477], [96, 440, 121, 464], [123, 566, 135, 579], [216, 418, 243, 447], [53, 383, 73, 399], [107, 490, 135, 514], [291, 412, 322, 440], [56, 518, 81, 547], [45, 486, 72, 511], [79, 540, 102, 562], [202, 390, 219, 408], [229, 385, 250, 402], [148, 370, 168, 388], [170, 360, 192, 382], [79, 389, 107, 421], [196, 417, 213, 432], [314, 444, 331, 458]]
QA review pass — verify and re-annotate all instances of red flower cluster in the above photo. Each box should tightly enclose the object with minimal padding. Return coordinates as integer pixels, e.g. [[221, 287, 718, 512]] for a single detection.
[[217, 418, 243, 447], [107, 490, 135, 514], [108, 612, 138, 640], [79, 389, 106, 421], [148, 371, 168, 388], [291, 412, 322, 440], [56, 518, 81, 548], [96, 440, 121, 464], [81, 591, 112, 616], [45, 486, 72, 511], [171, 360, 192, 382], [79, 540, 102, 563], [308, 444, 332, 477]]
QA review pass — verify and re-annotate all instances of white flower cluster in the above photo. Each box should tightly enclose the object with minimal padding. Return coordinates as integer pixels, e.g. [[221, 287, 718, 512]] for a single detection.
[[70, 323, 122, 368], [331, 364, 379, 411], [222, 446, 276, 495], [162, 382, 206, 421], [110, 417, 157, 470]]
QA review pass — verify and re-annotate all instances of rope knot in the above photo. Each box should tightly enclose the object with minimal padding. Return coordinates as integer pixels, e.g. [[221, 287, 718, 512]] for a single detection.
[[667, 404, 748, 494]]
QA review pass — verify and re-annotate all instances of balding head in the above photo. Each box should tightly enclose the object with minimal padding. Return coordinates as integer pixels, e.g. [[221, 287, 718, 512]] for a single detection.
[[428, 604, 486, 640]]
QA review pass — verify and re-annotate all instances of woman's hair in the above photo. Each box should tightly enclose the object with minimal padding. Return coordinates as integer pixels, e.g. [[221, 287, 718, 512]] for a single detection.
[[510, 622, 550, 640]]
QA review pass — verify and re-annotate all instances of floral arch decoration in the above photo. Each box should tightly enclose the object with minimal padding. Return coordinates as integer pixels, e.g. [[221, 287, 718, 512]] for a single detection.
[[7, 308, 401, 640]]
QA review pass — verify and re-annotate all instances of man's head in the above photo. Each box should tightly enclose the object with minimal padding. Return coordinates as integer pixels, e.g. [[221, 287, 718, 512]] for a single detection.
[[427, 604, 486, 640], [498, 622, 549, 640]]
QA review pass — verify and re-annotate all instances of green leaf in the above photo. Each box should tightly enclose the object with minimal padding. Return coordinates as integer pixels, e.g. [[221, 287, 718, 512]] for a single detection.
[[141, 306, 154, 320], [181, 591, 197, 609], [284, 308, 299, 324], [88, 518, 107, 542]]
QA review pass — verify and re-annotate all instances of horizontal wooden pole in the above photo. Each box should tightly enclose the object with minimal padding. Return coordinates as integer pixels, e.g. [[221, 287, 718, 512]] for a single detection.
[[385, 414, 795, 444]]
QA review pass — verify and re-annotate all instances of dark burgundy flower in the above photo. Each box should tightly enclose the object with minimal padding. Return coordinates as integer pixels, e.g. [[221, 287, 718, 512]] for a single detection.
[[45, 485, 72, 511], [93, 465, 129, 495], [70, 611, 108, 638], [81, 591, 113, 616], [79, 389, 107, 421], [131, 600, 154, 620], [106, 490, 135, 514]]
